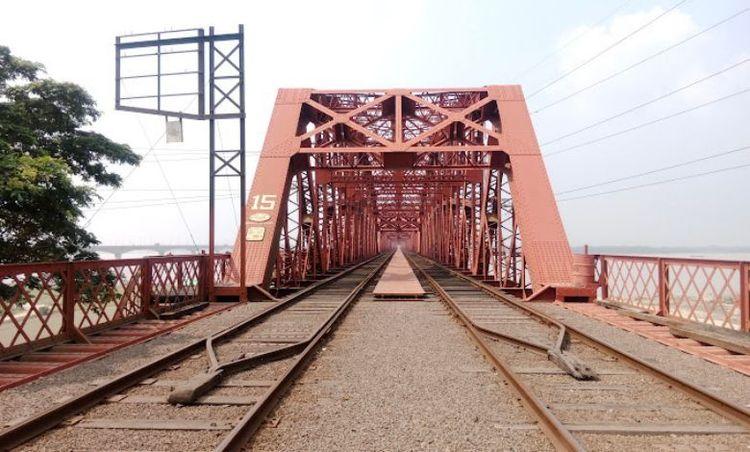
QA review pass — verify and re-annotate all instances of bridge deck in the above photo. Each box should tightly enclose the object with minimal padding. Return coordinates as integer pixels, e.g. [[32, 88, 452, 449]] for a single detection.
[[373, 249, 425, 298]]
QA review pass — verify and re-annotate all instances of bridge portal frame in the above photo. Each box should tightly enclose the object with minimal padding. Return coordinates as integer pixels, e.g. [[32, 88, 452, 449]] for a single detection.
[[233, 86, 578, 299]]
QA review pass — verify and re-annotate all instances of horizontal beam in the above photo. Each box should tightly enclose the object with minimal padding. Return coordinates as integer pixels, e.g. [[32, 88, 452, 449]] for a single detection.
[[114, 105, 242, 120], [116, 32, 241, 50]]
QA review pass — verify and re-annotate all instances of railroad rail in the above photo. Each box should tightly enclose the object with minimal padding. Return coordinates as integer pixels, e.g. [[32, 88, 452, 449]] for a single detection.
[[407, 254, 750, 451], [0, 253, 391, 451], [0, 253, 236, 391]]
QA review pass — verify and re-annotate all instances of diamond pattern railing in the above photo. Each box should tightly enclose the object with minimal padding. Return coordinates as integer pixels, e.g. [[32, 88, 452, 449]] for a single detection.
[[149, 256, 202, 312], [0, 264, 67, 354], [600, 256, 659, 313], [0, 253, 232, 358], [73, 259, 144, 330], [596, 255, 749, 332], [213, 253, 237, 287]]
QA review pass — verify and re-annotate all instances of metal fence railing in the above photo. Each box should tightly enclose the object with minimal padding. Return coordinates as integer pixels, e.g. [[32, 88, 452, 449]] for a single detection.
[[595, 255, 749, 332], [0, 253, 233, 358]]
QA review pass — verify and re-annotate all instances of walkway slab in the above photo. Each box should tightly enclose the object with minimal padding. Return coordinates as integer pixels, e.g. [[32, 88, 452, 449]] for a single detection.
[[373, 249, 425, 298]]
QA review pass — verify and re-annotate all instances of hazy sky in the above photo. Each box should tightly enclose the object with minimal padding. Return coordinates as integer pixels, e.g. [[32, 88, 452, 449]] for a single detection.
[[1, 0, 748, 249]]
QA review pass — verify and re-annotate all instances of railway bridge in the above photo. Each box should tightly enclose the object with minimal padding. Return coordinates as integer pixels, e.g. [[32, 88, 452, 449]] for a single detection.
[[226, 86, 585, 302], [1, 85, 749, 451]]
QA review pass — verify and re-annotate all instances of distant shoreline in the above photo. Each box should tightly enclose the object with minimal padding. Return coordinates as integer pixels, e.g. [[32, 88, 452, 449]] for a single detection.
[[572, 245, 750, 261]]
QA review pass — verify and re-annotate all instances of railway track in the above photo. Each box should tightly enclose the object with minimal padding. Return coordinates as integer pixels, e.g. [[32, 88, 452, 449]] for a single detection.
[[408, 254, 750, 451], [0, 253, 391, 451]]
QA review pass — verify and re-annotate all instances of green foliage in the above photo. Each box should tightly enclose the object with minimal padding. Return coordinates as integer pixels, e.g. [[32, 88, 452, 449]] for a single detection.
[[0, 45, 141, 263]]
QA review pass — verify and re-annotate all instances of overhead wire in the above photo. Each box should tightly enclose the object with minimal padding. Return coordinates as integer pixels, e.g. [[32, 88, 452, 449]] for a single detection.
[[101, 188, 234, 193], [545, 86, 750, 157], [555, 144, 750, 195], [541, 57, 750, 146], [132, 147, 261, 154], [82, 94, 197, 228], [527, 0, 690, 99], [82, 129, 166, 227], [112, 79, 200, 250], [557, 161, 750, 202], [89, 194, 227, 205], [149, 139, 200, 250], [532, 6, 750, 113], [511, 0, 634, 81], [84, 195, 236, 211]]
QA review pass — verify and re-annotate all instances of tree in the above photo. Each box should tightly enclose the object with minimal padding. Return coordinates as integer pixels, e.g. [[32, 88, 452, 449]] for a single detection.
[[0, 46, 141, 263]]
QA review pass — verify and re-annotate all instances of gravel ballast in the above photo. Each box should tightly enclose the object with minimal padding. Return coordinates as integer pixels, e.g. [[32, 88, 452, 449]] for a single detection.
[[249, 298, 553, 451], [0, 302, 274, 426], [529, 302, 750, 408]]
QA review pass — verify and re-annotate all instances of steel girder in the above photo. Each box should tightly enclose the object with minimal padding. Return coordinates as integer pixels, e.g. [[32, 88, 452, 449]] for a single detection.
[[233, 87, 576, 296]]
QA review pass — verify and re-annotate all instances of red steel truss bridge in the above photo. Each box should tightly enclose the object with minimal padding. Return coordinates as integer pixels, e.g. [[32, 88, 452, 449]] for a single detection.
[[1, 85, 749, 452], [227, 86, 582, 301]]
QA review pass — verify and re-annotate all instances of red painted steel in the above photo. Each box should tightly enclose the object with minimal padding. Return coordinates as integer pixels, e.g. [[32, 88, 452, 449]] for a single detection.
[[373, 248, 425, 297], [595, 254, 750, 332], [232, 86, 581, 297], [0, 254, 232, 360], [561, 302, 750, 376], [0, 302, 236, 392]]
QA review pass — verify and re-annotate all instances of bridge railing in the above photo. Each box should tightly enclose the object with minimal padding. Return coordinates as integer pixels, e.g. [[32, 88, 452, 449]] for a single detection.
[[0, 253, 232, 359], [594, 255, 749, 332]]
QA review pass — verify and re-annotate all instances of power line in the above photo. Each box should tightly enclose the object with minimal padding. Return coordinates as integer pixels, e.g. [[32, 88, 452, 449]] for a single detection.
[[84, 196, 236, 211], [545, 86, 750, 157], [527, 0, 689, 99], [83, 95, 197, 228], [100, 188, 232, 192], [556, 144, 750, 195], [511, 0, 634, 81], [126, 92, 201, 251], [141, 156, 208, 162], [92, 194, 227, 205], [557, 161, 750, 202], [133, 147, 262, 154], [150, 150, 200, 250], [82, 130, 166, 228], [532, 7, 750, 113], [541, 57, 750, 146]]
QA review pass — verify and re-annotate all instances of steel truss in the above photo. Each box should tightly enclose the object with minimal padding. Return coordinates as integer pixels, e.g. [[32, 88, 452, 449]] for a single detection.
[[115, 25, 247, 301], [235, 87, 581, 299]]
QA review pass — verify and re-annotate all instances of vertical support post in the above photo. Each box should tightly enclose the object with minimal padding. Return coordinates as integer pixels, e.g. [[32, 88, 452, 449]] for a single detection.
[[156, 32, 162, 112], [238, 24, 248, 302], [658, 258, 668, 316], [114, 37, 121, 109], [197, 253, 206, 302], [740, 262, 749, 332], [395, 93, 402, 145], [142, 258, 152, 316], [208, 26, 216, 303], [197, 29, 205, 118], [599, 256, 609, 300], [177, 259, 184, 295], [63, 262, 76, 338]]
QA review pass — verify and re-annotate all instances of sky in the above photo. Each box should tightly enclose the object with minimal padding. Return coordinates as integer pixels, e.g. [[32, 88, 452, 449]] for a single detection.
[[1, 0, 748, 250]]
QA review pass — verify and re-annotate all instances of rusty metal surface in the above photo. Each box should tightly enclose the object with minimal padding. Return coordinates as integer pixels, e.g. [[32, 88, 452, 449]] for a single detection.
[[0, 254, 386, 450], [0, 254, 232, 360], [373, 248, 424, 297], [419, 254, 750, 433], [595, 254, 750, 332], [561, 302, 750, 376], [408, 254, 584, 451], [232, 86, 576, 296], [0, 303, 235, 392]]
